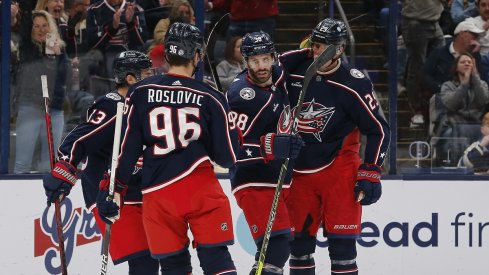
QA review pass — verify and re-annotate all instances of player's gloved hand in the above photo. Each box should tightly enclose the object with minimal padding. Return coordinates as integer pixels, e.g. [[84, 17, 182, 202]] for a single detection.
[[260, 133, 305, 161], [96, 173, 127, 224], [43, 161, 78, 207], [354, 163, 382, 205]]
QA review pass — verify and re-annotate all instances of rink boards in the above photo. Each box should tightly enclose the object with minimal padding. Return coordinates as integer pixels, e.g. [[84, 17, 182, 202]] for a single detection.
[[0, 179, 488, 275]]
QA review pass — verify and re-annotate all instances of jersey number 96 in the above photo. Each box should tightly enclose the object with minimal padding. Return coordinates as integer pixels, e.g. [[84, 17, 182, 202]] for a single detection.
[[149, 106, 201, 155]]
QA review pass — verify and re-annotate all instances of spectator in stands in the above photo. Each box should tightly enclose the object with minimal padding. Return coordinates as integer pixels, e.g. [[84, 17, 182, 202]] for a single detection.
[[216, 36, 244, 92], [86, 0, 148, 80], [422, 20, 486, 97], [206, 0, 278, 40], [65, 0, 91, 56], [153, 0, 195, 45], [436, 52, 489, 143], [35, 0, 73, 50], [460, 108, 489, 173], [10, 1, 22, 118], [451, 0, 479, 25], [64, 0, 102, 93], [13, 10, 68, 173], [440, 0, 456, 35], [401, 0, 445, 128], [35, 0, 68, 22], [136, 0, 171, 33], [465, 0, 489, 54]]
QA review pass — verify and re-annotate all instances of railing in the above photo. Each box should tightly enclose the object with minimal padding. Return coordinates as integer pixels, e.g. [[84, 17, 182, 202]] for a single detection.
[[386, 0, 399, 175], [1, 0, 12, 173]]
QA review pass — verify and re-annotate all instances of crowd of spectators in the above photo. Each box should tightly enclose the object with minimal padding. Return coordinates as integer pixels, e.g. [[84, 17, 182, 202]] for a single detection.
[[377, 0, 489, 170], [4, 0, 489, 173], [4, 0, 280, 173]]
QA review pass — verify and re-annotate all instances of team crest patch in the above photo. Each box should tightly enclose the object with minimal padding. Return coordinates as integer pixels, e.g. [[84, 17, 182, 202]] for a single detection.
[[350, 69, 365, 79], [293, 98, 335, 142], [239, 88, 255, 100], [106, 93, 122, 101]]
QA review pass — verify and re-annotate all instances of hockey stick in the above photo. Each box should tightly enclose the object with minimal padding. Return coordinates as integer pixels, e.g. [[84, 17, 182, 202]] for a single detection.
[[205, 13, 230, 92], [100, 102, 125, 275], [42, 75, 69, 275], [255, 45, 338, 275]]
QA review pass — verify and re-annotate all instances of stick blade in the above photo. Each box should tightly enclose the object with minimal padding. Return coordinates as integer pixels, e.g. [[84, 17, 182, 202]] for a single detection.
[[302, 45, 338, 92]]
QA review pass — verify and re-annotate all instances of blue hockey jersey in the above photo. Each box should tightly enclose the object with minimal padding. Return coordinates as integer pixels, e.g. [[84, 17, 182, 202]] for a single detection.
[[57, 92, 142, 209], [280, 48, 390, 172], [226, 64, 294, 192], [115, 73, 240, 193]]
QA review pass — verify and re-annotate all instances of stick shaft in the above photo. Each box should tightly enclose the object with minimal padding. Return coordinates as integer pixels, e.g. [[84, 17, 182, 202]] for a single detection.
[[205, 13, 230, 92], [41, 74, 68, 275], [100, 102, 125, 275]]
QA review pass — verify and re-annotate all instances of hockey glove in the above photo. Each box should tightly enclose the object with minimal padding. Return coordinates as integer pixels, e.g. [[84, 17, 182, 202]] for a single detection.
[[43, 161, 78, 207], [354, 163, 382, 205], [96, 173, 127, 224], [260, 133, 305, 161]]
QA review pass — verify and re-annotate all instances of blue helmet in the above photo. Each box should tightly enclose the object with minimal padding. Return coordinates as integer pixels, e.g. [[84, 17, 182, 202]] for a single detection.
[[114, 50, 152, 84], [241, 31, 275, 58], [311, 18, 347, 46], [164, 22, 204, 60]]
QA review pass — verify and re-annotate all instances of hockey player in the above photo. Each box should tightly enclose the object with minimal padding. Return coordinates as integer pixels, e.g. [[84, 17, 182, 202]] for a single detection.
[[42, 51, 160, 273], [97, 22, 240, 275], [279, 18, 391, 275], [226, 31, 304, 275]]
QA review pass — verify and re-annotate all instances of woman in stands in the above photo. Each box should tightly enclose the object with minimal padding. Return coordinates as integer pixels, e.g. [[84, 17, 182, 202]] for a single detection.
[[13, 10, 68, 173], [216, 36, 245, 92], [438, 52, 489, 142]]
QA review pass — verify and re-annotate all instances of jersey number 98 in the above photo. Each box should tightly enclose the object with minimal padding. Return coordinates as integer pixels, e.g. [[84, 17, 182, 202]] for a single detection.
[[149, 107, 201, 155], [228, 111, 249, 131]]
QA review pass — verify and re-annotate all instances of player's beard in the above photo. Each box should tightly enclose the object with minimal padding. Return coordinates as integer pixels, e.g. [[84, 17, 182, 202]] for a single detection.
[[248, 67, 272, 85]]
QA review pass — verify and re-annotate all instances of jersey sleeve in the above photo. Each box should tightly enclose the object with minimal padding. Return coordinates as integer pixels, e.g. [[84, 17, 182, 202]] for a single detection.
[[116, 96, 144, 184], [343, 78, 390, 166], [57, 95, 119, 166], [279, 48, 311, 75], [206, 91, 240, 168]]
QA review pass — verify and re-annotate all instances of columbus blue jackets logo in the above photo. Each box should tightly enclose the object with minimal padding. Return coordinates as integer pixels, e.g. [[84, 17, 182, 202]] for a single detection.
[[106, 92, 122, 101], [293, 99, 334, 141], [277, 105, 293, 134], [350, 69, 365, 79], [239, 88, 255, 100]]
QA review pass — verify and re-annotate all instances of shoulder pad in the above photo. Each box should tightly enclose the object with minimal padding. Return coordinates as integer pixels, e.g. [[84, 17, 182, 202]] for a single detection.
[[105, 92, 122, 101]]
